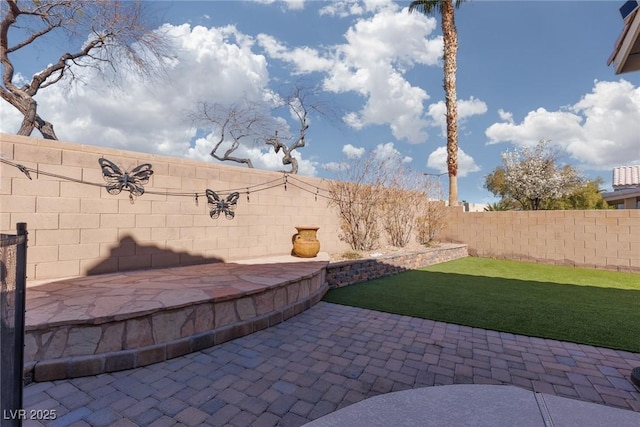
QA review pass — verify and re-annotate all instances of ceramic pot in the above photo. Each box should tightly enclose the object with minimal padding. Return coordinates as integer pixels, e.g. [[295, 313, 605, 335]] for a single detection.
[[292, 226, 320, 258]]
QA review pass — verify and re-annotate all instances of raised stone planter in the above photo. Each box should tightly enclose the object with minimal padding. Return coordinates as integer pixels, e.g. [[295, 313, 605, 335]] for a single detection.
[[326, 243, 468, 288]]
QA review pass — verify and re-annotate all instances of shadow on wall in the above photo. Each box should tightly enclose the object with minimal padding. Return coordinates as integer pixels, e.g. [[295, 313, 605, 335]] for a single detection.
[[86, 235, 223, 276]]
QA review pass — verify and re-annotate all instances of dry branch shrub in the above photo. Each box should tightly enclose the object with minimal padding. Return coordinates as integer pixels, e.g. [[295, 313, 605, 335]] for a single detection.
[[328, 152, 449, 250], [416, 180, 449, 245], [379, 186, 417, 247], [378, 161, 422, 247], [327, 154, 387, 251]]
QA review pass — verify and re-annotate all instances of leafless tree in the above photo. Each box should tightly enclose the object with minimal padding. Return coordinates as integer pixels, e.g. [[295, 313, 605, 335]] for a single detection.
[[379, 160, 425, 247], [0, 0, 169, 139], [191, 84, 337, 172], [415, 177, 449, 245], [190, 100, 279, 168], [327, 152, 392, 251], [265, 85, 337, 174], [328, 150, 449, 251], [264, 89, 308, 174]]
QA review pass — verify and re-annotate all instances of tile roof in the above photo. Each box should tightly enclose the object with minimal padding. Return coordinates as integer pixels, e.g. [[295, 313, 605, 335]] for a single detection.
[[613, 165, 640, 188]]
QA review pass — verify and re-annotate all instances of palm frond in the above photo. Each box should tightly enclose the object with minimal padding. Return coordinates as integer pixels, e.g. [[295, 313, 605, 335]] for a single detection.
[[409, 0, 467, 15], [409, 0, 441, 15]]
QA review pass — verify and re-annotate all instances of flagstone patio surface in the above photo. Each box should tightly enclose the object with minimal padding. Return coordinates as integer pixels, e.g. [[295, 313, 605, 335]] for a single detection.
[[23, 254, 329, 382]]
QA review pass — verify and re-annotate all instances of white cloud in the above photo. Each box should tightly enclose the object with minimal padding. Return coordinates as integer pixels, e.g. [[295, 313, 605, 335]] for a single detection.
[[426, 146, 480, 178], [0, 6, 463, 176], [184, 136, 216, 163], [323, 142, 410, 169], [485, 80, 640, 169], [342, 112, 364, 130], [258, 6, 442, 143], [0, 104, 22, 133], [426, 97, 488, 137], [373, 142, 412, 163], [497, 109, 514, 123], [245, 145, 318, 175], [319, 1, 365, 17], [319, 0, 395, 17], [284, 0, 305, 10], [322, 161, 348, 172], [342, 143, 365, 159], [0, 23, 319, 174], [254, 0, 305, 10], [0, 24, 271, 158], [256, 34, 333, 74]]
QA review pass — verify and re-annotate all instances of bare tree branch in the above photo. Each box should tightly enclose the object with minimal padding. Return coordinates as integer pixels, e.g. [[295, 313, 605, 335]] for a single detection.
[[0, 0, 170, 139], [265, 85, 335, 174], [190, 100, 279, 168], [191, 83, 339, 172]]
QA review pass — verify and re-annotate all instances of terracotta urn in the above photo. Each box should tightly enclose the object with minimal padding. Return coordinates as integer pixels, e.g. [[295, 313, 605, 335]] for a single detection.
[[292, 226, 320, 258]]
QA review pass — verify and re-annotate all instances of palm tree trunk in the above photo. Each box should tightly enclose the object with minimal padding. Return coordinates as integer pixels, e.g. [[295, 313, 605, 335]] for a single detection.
[[441, 0, 459, 207], [448, 173, 458, 207]]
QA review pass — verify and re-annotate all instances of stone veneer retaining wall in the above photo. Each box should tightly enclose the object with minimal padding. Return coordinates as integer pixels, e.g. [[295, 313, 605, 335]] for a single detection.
[[24, 257, 327, 383], [326, 244, 468, 288]]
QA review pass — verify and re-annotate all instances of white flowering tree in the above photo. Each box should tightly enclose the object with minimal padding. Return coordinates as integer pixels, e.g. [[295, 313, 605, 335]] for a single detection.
[[501, 140, 583, 210]]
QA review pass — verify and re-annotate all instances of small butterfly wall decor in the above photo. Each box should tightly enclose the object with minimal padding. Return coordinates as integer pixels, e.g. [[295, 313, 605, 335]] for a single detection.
[[98, 158, 154, 202], [206, 189, 240, 220]]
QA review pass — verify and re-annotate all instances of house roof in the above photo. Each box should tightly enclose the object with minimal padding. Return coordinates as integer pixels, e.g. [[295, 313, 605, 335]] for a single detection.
[[608, 3, 640, 74], [613, 165, 640, 188], [602, 187, 640, 205]]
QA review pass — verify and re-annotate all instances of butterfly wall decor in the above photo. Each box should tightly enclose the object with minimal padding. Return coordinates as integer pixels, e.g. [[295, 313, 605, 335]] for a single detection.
[[206, 189, 240, 220], [98, 158, 154, 202]]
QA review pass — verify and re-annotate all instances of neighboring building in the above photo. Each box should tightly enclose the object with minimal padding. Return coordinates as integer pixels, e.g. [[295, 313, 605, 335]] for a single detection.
[[605, 3, 639, 208], [608, 1, 640, 74], [463, 202, 488, 212], [602, 165, 640, 209]]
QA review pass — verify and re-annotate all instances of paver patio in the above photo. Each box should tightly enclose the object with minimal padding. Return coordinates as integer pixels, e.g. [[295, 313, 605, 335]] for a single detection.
[[22, 301, 640, 426]]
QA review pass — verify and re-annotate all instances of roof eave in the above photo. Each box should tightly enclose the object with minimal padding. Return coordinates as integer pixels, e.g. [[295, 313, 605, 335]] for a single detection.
[[609, 9, 640, 74]]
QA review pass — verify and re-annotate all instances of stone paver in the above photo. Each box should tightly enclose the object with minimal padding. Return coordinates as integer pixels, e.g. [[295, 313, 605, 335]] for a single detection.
[[24, 302, 640, 426]]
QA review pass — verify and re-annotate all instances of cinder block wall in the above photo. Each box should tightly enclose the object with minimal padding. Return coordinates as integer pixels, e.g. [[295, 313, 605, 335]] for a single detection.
[[442, 208, 640, 272], [1, 134, 350, 282], [5, 134, 637, 282]]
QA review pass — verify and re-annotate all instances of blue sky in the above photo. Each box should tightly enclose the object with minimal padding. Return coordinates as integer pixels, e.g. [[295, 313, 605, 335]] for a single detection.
[[1, 0, 639, 203]]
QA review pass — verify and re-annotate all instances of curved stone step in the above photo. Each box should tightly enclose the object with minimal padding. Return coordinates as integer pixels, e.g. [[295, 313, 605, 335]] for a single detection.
[[24, 254, 329, 382]]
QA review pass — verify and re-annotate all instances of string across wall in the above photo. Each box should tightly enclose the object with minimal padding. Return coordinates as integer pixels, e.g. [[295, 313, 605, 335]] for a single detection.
[[1, 157, 334, 221]]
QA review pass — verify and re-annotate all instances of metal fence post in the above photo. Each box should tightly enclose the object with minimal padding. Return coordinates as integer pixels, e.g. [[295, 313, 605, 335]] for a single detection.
[[14, 223, 27, 424], [1, 223, 27, 427]]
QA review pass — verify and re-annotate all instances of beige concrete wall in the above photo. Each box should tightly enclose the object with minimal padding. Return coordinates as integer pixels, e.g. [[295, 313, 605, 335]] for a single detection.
[[442, 208, 640, 272], [1, 134, 349, 282], [5, 134, 637, 281]]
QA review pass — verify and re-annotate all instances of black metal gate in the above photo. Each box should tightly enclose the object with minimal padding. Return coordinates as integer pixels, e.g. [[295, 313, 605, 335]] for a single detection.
[[1, 223, 27, 427]]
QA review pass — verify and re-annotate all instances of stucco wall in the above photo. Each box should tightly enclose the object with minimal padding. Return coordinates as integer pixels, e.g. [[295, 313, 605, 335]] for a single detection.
[[442, 208, 640, 272], [1, 134, 350, 282]]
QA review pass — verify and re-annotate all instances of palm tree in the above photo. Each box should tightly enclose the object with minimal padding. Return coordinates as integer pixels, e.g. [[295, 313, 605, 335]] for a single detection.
[[409, 1, 466, 207], [484, 200, 514, 212]]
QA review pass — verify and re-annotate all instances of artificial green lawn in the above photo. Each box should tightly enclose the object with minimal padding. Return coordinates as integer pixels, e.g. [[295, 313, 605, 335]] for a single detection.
[[322, 257, 640, 352]]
